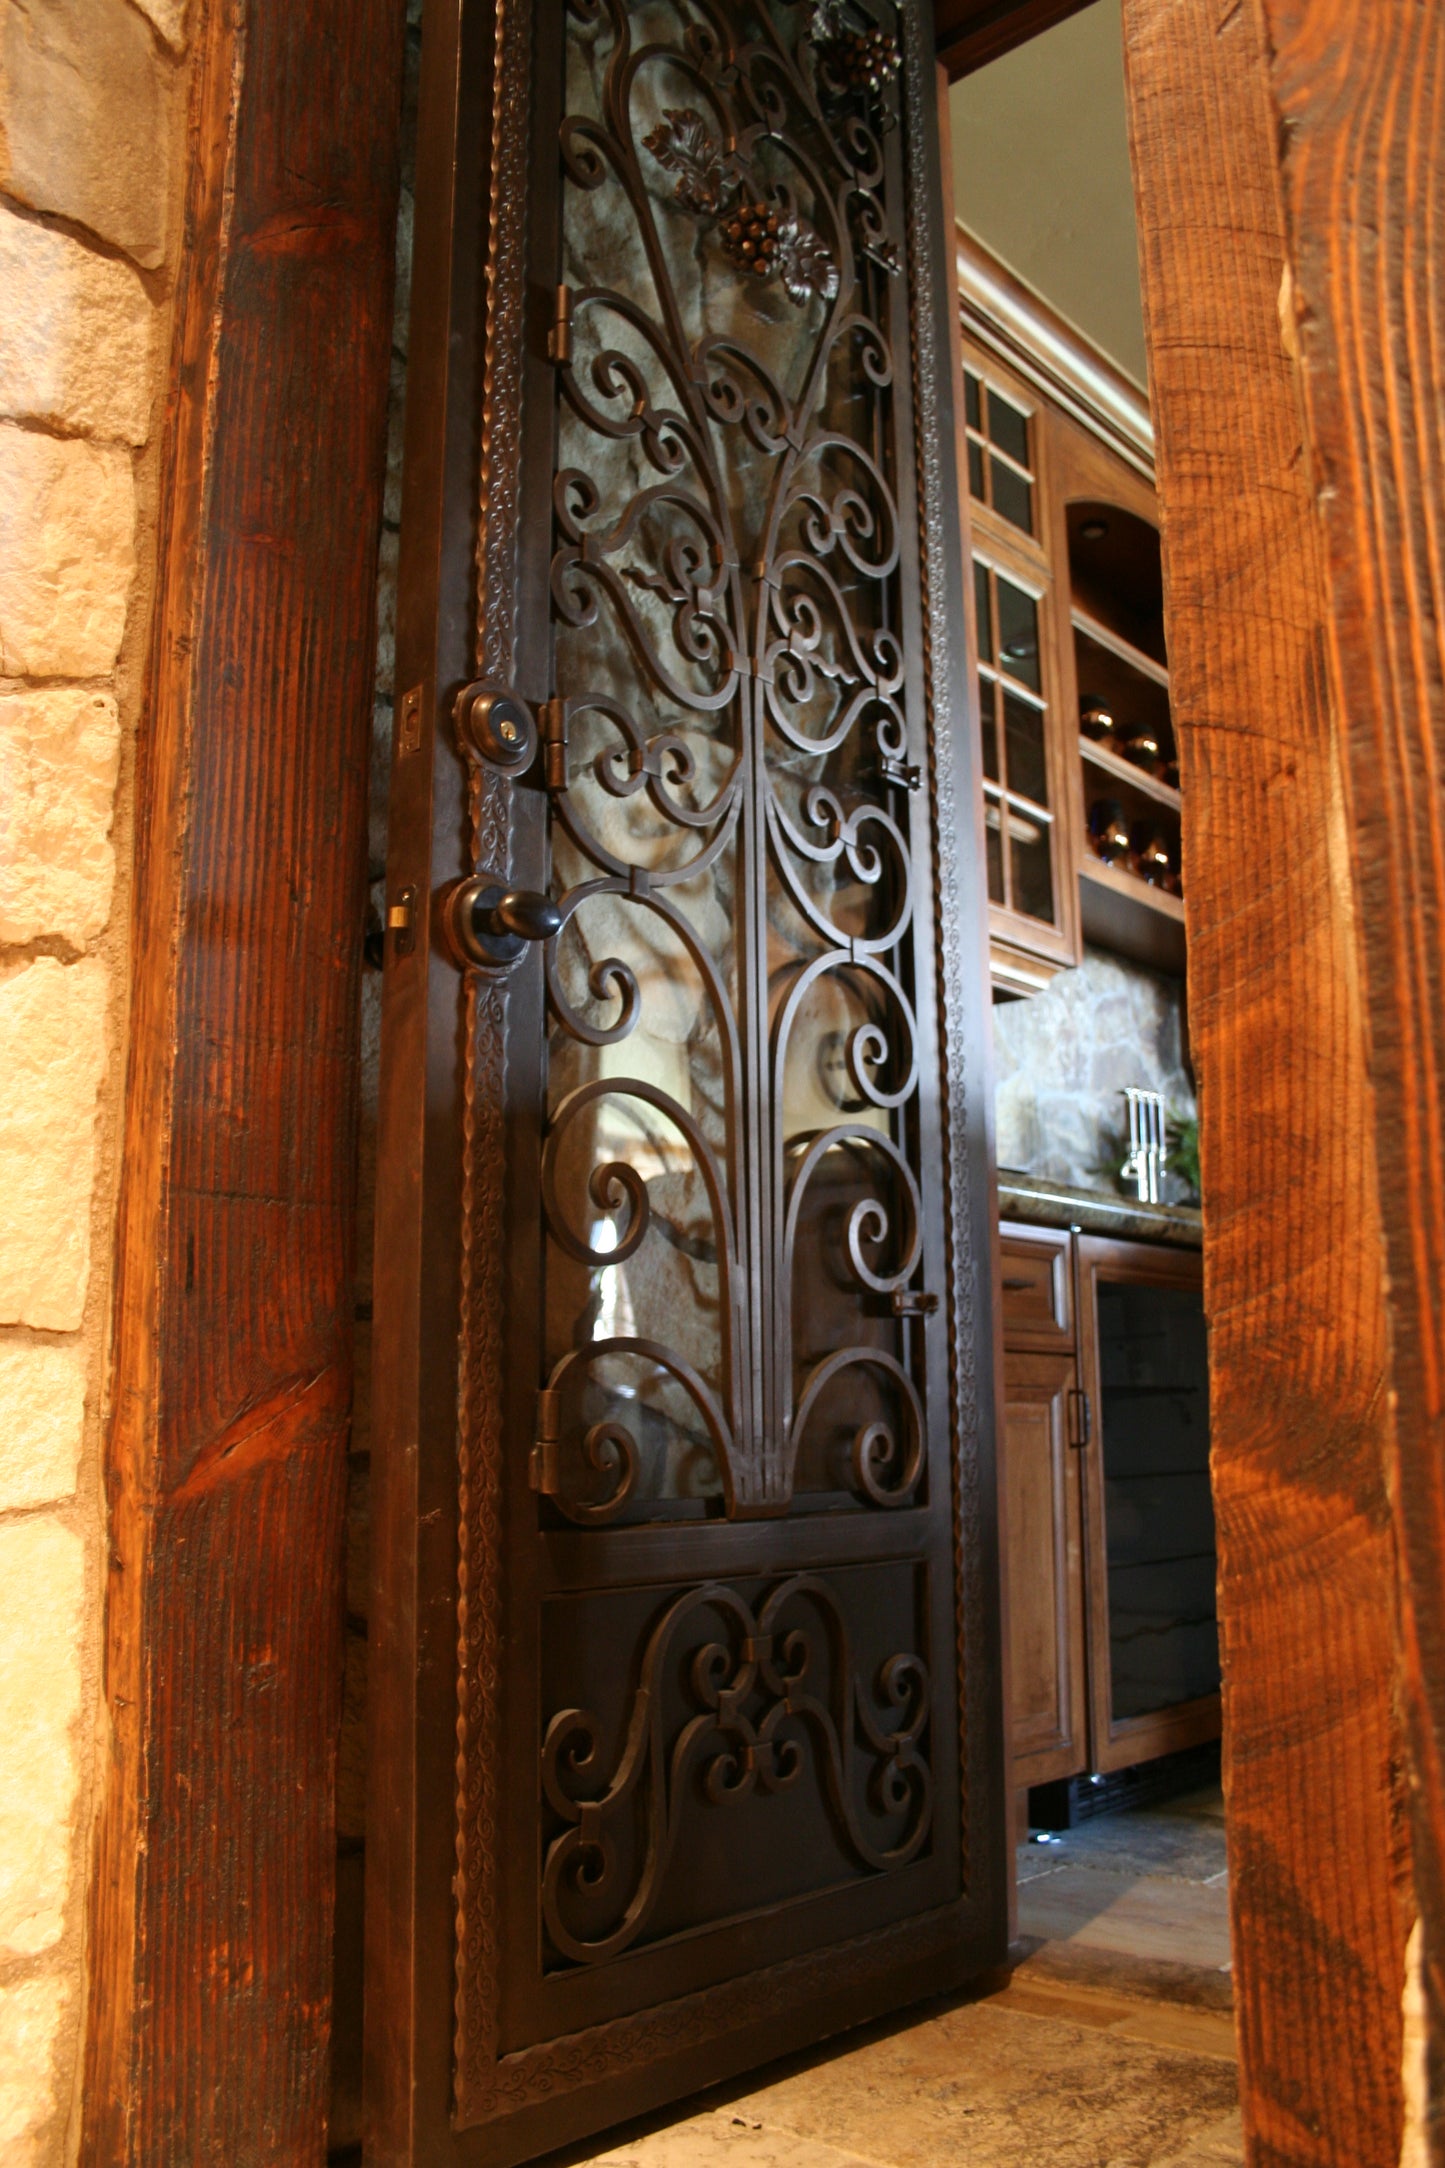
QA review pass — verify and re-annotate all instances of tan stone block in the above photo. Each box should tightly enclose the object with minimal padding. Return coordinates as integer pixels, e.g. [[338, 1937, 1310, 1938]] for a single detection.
[[0, 958, 108, 1333], [0, 0, 175, 269], [0, 1515, 84, 1960], [0, 425, 135, 678], [0, 1339, 85, 1512], [0, 205, 155, 443], [0, 687, 121, 946], [130, 0, 186, 50], [0, 1969, 70, 2162]]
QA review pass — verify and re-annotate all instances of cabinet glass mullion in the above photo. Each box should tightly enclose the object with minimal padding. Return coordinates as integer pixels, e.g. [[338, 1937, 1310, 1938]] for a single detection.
[[973, 558, 1056, 931], [963, 364, 1036, 537]]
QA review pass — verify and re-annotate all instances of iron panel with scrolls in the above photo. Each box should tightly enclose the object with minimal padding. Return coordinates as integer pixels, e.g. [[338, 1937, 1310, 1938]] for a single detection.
[[366, 0, 1004, 2152]]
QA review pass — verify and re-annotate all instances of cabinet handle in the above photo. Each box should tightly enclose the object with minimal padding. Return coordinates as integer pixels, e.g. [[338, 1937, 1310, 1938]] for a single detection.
[[1067, 1388, 1091, 1450]]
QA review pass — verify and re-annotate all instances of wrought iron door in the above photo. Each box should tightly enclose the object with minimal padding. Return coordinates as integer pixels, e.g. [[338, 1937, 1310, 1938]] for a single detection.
[[368, 0, 1003, 2156]]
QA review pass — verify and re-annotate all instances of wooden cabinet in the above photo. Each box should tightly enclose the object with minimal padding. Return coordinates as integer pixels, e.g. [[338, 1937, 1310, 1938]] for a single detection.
[[957, 231, 1185, 991], [1004, 1348, 1089, 1787], [1000, 1224, 1218, 1789]]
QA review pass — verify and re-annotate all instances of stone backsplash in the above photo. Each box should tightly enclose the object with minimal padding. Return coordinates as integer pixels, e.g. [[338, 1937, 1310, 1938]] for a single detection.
[[993, 946, 1196, 1204]]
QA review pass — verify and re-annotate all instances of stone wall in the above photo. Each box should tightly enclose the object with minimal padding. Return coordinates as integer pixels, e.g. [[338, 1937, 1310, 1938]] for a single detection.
[[0, 2, 190, 2158], [993, 947, 1197, 1203]]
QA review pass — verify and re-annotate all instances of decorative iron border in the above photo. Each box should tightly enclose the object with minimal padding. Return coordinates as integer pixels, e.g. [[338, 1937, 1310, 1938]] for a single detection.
[[454, 0, 535, 2114], [451, 0, 986, 2126], [898, 0, 982, 1888], [475, 0, 529, 683]]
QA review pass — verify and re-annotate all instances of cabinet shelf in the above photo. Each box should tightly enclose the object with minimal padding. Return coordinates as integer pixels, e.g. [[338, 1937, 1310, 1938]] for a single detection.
[[1072, 605, 1170, 690], [1079, 857, 1185, 975], [1080, 854, 1184, 920], [1080, 736, 1181, 811]]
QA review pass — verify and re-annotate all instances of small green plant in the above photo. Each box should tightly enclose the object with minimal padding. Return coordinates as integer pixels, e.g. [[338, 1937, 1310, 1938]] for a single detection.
[[1169, 1110, 1201, 1201]]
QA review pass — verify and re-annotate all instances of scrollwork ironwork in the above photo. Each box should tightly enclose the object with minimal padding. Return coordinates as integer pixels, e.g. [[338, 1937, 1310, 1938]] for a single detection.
[[541, 1574, 932, 1962], [451, 0, 983, 2121], [541, 0, 936, 1522]]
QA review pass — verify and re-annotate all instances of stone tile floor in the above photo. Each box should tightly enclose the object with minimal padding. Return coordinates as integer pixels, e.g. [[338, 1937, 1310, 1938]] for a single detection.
[[549, 1790, 1240, 2168]]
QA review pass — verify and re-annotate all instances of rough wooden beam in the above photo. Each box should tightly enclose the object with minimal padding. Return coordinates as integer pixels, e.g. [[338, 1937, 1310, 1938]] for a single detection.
[[1254, 4, 1445, 2156], [1121, 1, 1412, 2160], [79, 0, 404, 2156]]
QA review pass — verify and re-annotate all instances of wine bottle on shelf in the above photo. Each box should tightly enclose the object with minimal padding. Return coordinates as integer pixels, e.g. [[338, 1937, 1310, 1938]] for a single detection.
[[1079, 693, 1115, 743], [1120, 730, 1162, 777], [1088, 798, 1131, 867], [1129, 819, 1173, 887]]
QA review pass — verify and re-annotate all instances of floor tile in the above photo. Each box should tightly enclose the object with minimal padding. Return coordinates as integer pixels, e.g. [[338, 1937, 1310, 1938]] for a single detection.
[[587, 2110, 885, 2168], [989, 1975, 1237, 2062], [1019, 1800, 1227, 1885], [698, 2001, 1238, 2168], [562, 1793, 1239, 2168], [1017, 1865, 1232, 1970], [1148, 2107, 1244, 2165]]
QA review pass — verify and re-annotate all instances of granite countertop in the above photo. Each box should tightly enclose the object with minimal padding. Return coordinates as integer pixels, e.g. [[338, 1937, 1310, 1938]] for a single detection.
[[998, 1170, 1203, 1249]]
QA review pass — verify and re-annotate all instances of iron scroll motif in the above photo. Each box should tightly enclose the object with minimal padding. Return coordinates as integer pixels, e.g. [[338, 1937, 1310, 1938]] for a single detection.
[[449, 0, 982, 2124], [542, 1574, 932, 1964], [539, 0, 936, 1522]]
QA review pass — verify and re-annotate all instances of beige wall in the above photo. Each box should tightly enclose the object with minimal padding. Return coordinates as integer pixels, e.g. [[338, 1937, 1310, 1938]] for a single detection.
[[0, 0, 190, 2157], [949, 0, 1147, 389]]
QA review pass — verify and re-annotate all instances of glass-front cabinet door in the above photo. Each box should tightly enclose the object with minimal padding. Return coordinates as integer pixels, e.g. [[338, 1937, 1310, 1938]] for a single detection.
[[958, 340, 1079, 995]]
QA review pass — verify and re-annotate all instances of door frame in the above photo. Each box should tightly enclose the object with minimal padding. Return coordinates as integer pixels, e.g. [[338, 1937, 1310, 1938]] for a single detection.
[[85, 0, 1441, 2160], [78, 0, 405, 2156]]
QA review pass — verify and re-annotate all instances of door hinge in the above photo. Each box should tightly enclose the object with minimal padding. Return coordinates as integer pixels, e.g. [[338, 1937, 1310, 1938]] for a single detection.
[[542, 697, 567, 790], [1067, 1387, 1091, 1450], [892, 1288, 939, 1317], [874, 717, 921, 792], [547, 285, 572, 365], [878, 750, 921, 792], [530, 1385, 562, 1495]]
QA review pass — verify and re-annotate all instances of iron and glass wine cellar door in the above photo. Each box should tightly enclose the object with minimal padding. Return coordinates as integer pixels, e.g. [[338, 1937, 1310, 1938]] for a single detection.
[[368, 0, 1004, 2156]]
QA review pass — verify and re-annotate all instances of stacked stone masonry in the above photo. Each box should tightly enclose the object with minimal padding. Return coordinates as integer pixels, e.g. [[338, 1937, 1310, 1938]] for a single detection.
[[0, 0, 187, 2158], [993, 946, 1197, 1206]]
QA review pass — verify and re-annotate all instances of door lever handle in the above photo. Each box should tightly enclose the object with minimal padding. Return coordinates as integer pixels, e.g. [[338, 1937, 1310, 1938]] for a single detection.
[[484, 889, 562, 944], [442, 877, 560, 970]]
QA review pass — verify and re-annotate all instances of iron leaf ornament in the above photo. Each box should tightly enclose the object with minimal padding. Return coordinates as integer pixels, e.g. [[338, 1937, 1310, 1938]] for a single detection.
[[643, 107, 841, 307], [642, 106, 731, 216]]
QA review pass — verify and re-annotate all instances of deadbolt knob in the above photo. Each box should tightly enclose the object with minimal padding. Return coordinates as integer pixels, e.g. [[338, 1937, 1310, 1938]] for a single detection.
[[453, 681, 537, 771], [480, 889, 562, 944]]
